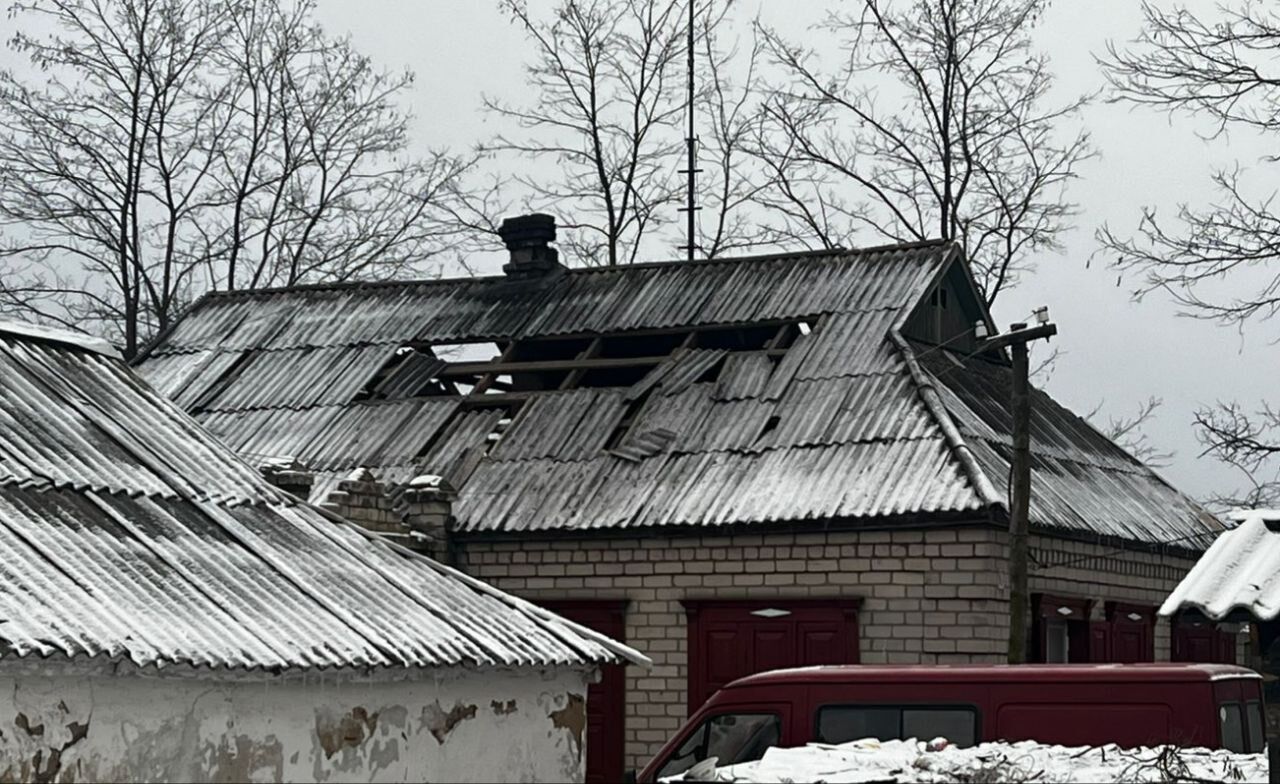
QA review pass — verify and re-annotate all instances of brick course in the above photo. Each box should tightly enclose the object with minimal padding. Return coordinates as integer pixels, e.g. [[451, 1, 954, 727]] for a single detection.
[[458, 526, 1200, 770]]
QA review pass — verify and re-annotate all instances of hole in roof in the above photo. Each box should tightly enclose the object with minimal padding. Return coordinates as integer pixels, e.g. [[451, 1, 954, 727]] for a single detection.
[[754, 414, 782, 446], [404, 319, 819, 399], [435, 342, 503, 364]]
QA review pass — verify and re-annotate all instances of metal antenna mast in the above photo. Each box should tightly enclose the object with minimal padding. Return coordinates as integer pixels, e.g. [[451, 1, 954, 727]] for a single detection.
[[678, 0, 701, 261]]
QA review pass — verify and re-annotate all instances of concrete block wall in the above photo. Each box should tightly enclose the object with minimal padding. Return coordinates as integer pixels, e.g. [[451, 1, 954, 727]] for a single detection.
[[459, 527, 1010, 770]]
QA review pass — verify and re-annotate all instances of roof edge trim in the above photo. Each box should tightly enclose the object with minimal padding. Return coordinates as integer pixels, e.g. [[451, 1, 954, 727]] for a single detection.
[[305, 501, 651, 668], [890, 329, 1004, 510], [0, 319, 117, 358]]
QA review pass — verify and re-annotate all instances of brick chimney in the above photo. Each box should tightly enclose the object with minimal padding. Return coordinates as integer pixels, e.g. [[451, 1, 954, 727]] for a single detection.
[[499, 213, 563, 279], [397, 474, 457, 562], [259, 457, 314, 500], [319, 468, 407, 537]]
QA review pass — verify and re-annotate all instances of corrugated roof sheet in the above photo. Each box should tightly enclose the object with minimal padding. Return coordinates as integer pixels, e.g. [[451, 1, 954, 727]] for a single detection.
[[0, 324, 645, 671], [919, 348, 1219, 546], [454, 438, 981, 532], [1160, 510, 1280, 621], [136, 240, 1218, 545]]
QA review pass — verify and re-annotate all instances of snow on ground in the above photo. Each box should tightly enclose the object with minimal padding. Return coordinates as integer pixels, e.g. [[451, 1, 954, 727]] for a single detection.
[[669, 738, 1267, 783]]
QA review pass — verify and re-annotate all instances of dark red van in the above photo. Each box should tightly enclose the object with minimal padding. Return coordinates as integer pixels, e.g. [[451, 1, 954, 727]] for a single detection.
[[638, 663, 1264, 782]]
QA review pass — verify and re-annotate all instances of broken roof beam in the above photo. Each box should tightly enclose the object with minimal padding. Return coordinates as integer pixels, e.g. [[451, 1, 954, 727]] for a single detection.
[[559, 337, 603, 391], [471, 339, 520, 395], [440, 350, 785, 377]]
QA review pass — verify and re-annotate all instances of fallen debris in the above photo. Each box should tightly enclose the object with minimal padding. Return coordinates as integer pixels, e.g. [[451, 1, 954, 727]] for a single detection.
[[668, 738, 1267, 783]]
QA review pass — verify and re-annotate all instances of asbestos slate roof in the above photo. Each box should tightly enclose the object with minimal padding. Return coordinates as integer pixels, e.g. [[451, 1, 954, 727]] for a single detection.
[[0, 321, 645, 671], [135, 242, 1219, 547], [1160, 510, 1280, 621], [915, 348, 1221, 548]]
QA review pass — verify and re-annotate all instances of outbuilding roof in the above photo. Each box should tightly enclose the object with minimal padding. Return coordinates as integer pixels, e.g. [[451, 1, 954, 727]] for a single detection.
[[135, 242, 1219, 548], [1160, 509, 1280, 621], [0, 320, 646, 672]]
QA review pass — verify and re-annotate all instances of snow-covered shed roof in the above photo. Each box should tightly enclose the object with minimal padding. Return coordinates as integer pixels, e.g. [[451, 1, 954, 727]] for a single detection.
[[1160, 509, 1280, 621], [0, 319, 646, 671], [134, 242, 1218, 548]]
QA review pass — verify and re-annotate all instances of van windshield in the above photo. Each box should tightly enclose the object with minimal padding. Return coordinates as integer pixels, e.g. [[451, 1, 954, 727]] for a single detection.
[[655, 712, 780, 780]]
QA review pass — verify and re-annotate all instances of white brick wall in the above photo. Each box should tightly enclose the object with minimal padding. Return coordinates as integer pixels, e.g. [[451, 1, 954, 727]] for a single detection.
[[459, 526, 1201, 769]]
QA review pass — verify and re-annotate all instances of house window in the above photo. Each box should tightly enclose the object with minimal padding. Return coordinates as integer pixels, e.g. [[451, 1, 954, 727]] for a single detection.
[[817, 705, 977, 747], [1032, 594, 1092, 663], [1043, 619, 1070, 663]]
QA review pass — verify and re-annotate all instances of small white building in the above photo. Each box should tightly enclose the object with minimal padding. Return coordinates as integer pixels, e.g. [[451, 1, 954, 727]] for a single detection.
[[0, 320, 647, 783]]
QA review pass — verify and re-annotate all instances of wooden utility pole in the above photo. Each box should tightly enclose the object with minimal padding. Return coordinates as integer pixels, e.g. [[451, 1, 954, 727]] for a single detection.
[[979, 319, 1057, 664]]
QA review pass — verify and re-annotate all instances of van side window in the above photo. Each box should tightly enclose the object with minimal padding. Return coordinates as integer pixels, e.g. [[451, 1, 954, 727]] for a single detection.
[[817, 706, 977, 747], [655, 713, 781, 780], [1219, 703, 1245, 753], [903, 708, 976, 746], [1245, 701, 1265, 754]]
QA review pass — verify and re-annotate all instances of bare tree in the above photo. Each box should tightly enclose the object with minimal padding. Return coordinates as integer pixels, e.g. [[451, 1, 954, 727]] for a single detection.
[[1100, 1, 1280, 506], [1089, 396, 1174, 468], [755, 0, 1093, 304], [691, 8, 771, 258], [487, 0, 697, 266], [0, 0, 471, 357]]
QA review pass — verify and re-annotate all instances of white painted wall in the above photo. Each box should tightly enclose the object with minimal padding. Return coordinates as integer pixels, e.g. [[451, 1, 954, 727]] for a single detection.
[[0, 661, 594, 783]]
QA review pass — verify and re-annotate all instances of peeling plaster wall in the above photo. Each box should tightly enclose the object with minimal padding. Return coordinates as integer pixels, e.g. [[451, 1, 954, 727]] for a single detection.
[[0, 662, 592, 783]]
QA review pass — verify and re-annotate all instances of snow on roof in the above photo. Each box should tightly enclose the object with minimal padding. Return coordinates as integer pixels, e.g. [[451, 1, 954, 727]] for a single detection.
[[0, 324, 647, 671], [0, 317, 117, 357], [1160, 509, 1280, 621], [673, 738, 1265, 783]]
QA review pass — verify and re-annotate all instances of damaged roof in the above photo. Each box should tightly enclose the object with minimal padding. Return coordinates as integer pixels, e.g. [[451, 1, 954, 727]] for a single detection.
[[135, 242, 1219, 548], [1159, 510, 1280, 621], [0, 320, 645, 671]]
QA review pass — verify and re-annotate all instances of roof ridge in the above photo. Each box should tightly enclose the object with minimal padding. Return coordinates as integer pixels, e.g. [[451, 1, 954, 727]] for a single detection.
[[191, 240, 959, 302], [889, 330, 1005, 511]]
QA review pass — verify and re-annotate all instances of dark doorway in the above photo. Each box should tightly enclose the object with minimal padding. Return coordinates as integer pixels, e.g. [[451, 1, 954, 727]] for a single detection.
[[541, 600, 628, 784]]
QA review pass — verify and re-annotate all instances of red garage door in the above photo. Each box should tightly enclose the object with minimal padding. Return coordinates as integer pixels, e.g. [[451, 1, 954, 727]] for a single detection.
[[684, 600, 859, 712], [541, 601, 627, 784], [1173, 620, 1237, 664]]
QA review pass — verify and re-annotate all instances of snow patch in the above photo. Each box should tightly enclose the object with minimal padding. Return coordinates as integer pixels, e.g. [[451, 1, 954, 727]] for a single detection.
[[668, 738, 1267, 783]]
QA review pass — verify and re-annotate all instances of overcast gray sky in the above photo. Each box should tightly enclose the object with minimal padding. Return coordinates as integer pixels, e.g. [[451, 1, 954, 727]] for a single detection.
[[308, 0, 1275, 505], [0, 1, 1268, 505]]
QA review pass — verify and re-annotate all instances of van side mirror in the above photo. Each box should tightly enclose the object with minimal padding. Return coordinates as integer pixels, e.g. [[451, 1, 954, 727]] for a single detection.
[[623, 769, 637, 784]]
